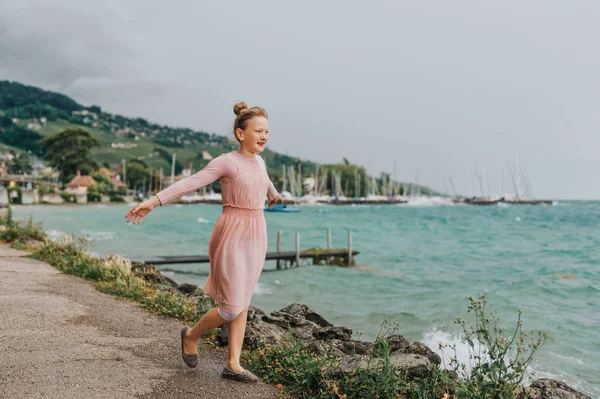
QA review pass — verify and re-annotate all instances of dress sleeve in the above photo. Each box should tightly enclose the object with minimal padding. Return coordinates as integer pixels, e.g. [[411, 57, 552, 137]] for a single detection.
[[259, 156, 279, 201], [155, 154, 236, 205]]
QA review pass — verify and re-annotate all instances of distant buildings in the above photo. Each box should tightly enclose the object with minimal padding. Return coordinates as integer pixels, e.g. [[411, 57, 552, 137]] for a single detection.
[[65, 171, 97, 193], [0, 153, 15, 162], [111, 142, 138, 149]]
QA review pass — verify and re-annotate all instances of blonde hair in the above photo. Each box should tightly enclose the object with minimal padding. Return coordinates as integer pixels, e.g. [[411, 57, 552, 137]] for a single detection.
[[233, 101, 268, 142]]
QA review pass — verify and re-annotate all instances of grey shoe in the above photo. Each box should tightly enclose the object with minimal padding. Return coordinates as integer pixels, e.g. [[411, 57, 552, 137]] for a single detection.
[[221, 367, 260, 383], [180, 327, 198, 368]]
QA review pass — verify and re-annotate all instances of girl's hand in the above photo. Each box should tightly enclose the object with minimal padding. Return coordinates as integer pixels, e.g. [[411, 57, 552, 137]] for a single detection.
[[268, 194, 283, 209], [125, 196, 161, 224]]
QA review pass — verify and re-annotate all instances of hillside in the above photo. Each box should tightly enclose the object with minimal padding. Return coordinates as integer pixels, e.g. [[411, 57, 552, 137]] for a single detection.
[[0, 81, 315, 178], [0, 80, 439, 197]]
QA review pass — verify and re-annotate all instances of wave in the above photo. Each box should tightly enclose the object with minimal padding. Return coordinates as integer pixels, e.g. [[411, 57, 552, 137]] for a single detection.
[[254, 282, 272, 295], [46, 229, 68, 241], [81, 230, 118, 241], [422, 328, 594, 394]]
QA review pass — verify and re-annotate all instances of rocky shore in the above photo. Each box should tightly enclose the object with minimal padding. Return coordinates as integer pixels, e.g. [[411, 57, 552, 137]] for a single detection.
[[146, 269, 591, 399]]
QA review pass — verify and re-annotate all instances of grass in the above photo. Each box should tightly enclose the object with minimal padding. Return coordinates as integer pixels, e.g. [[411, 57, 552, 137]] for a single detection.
[[0, 207, 551, 399]]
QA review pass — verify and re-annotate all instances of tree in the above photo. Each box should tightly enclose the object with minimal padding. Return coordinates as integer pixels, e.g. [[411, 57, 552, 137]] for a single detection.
[[324, 161, 368, 198], [7, 151, 33, 174], [122, 160, 148, 190], [42, 127, 99, 183]]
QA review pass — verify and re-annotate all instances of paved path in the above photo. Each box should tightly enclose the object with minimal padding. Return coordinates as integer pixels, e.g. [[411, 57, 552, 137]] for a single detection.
[[0, 243, 279, 399]]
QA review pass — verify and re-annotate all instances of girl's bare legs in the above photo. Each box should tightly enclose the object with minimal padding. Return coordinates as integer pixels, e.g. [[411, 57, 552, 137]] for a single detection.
[[225, 308, 249, 373], [183, 307, 227, 354]]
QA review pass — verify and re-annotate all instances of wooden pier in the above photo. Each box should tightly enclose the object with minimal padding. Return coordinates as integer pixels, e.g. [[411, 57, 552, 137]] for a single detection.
[[462, 199, 552, 206], [130, 229, 358, 270]]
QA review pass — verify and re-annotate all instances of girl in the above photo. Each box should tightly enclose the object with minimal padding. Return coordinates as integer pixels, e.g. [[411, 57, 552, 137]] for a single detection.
[[125, 102, 282, 383]]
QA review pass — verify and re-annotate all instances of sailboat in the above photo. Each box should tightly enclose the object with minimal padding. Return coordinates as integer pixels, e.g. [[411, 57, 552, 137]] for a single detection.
[[264, 203, 300, 213]]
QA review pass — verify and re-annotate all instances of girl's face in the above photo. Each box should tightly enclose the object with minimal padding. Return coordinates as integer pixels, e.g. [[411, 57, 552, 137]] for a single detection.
[[237, 116, 269, 154]]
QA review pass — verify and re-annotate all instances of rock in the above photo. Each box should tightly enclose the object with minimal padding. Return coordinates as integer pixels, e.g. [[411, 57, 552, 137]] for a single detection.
[[527, 378, 591, 399], [389, 353, 432, 379], [212, 301, 441, 383], [216, 307, 267, 347], [244, 318, 289, 349], [247, 305, 265, 321], [387, 334, 410, 353], [339, 352, 434, 380], [177, 283, 197, 295], [276, 303, 333, 327], [137, 271, 178, 288], [341, 340, 373, 355], [218, 324, 229, 346], [25, 239, 45, 249], [262, 313, 320, 342], [307, 340, 329, 355], [402, 342, 441, 366], [313, 326, 352, 341]]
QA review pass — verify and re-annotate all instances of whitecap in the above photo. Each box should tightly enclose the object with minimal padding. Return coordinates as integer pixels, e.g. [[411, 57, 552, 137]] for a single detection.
[[46, 230, 68, 242], [81, 230, 118, 241], [254, 282, 272, 295], [197, 217, 209, 224]]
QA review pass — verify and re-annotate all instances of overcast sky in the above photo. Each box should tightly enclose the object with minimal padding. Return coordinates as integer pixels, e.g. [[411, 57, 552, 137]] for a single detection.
[[1, 1, 598, 199]]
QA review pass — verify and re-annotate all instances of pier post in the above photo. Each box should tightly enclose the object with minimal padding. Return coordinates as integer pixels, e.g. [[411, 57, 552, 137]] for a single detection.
[[326, 228, 331, 265], [295, 232, 300, 267], [348, 230, 353, 266], [276, 231, 282, 270]]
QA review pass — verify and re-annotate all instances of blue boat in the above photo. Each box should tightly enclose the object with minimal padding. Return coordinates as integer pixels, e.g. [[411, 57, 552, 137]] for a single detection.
[[264, 203, 300, 213]]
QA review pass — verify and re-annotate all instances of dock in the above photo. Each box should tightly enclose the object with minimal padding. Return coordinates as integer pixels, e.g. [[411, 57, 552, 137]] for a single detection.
[[462, 199, 552, 206], [130, 229, 358, 269]]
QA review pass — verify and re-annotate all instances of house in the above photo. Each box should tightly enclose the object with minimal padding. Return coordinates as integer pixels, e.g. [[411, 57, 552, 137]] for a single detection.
[[65, 171, 97, 193], [111, 142, 138, 149], [0, 153, 15, 162]]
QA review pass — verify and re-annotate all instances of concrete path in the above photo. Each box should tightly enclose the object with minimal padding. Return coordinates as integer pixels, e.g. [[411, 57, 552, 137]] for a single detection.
[[0, 243, 279, 399]]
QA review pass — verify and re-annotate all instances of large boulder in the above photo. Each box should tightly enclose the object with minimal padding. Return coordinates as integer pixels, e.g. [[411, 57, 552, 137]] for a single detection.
[[525, 378, 591, 399], [176, 283, 197, 295], [338, 352, 435, 380], [275, 303, 333, 327]]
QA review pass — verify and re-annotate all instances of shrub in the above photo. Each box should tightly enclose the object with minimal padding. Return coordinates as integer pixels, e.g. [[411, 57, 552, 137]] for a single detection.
[[442, 295, 549, 399]]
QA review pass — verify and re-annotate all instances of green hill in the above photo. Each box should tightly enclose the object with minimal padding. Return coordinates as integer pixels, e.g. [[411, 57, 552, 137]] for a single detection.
[[0, 80, 441, 197], [0, 80, 314, 178]]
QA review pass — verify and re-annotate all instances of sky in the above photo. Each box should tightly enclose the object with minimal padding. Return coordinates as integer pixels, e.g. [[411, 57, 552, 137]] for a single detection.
[[1, 1, 599, 199]]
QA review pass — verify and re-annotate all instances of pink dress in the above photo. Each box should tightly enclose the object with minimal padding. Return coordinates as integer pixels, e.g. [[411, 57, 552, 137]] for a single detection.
[[155, 151, 279, 314]]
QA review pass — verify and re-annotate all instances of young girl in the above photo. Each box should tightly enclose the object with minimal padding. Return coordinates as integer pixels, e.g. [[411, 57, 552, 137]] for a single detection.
[[125, 102, 282, 383]]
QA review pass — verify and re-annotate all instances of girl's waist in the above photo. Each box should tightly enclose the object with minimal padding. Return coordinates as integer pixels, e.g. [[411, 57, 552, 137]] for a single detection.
[[221, 205, 264, 217]]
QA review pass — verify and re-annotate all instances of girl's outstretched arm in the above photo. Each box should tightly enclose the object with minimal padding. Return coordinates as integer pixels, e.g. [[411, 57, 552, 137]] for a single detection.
[[155, 154, 236, 205]]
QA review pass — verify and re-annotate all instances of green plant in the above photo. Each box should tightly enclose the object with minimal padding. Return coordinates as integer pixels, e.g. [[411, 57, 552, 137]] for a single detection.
[[243, 340, 338, 397], [0, 206, 46, 243], [443, 295, 549, 399], [87, 190, 102, 203], [7, 186, 22, 204], [60, 192, 77, 203]]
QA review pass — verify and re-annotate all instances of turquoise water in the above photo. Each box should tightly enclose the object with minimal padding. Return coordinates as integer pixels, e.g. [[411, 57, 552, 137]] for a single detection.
[[12, 202, 600, 395]]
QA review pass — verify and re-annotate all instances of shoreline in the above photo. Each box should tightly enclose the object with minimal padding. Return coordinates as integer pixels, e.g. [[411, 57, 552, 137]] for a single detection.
[[2, 197, 561, 208], [0, 208, 593, 398]]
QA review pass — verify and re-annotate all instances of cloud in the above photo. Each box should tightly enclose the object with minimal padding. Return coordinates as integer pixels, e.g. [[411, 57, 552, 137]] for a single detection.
[[0, 4, 135, 88]]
